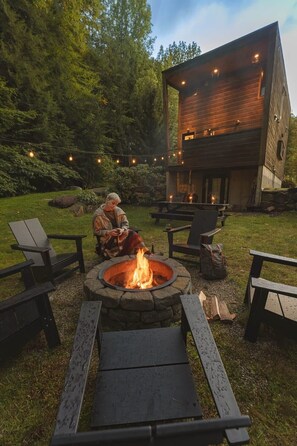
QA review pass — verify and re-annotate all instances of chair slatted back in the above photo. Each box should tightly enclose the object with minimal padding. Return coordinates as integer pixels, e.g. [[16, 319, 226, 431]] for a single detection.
[[9, 218, 55, 266], [187, 210, 218, 245]]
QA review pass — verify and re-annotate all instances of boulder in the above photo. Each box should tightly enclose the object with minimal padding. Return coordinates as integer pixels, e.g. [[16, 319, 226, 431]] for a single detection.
[[48, 195, 77, 208]]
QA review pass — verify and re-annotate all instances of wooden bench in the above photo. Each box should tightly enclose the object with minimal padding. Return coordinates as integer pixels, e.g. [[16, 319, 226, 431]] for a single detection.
[[51, 295, 250, 445], [244, 250, 297, 342]]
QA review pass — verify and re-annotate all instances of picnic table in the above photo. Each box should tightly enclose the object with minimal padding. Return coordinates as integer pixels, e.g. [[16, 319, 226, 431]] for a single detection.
[[150, 201, 230, 226]]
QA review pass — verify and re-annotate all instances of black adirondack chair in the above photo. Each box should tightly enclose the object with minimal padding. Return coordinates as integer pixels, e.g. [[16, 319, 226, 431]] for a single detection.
[[0, 259, 60, 361], [50, 295, 250, 446], [166, 209, 221, 262], [9, 218, 86, 284], [244, 250, 297, 342]]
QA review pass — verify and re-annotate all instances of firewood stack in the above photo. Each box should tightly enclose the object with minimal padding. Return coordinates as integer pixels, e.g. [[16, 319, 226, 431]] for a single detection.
[[199, 291, 236, 323]]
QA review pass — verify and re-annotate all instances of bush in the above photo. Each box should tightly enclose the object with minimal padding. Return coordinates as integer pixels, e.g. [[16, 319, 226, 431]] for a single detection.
[[282, 176, 296, 188], [76, 190, 101, 206], [0, 145, 82, 196], [112, 164, 166, 205]]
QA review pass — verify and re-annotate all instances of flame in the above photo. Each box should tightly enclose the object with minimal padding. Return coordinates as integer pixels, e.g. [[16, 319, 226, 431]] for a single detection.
[[126, 248, 153, 289]]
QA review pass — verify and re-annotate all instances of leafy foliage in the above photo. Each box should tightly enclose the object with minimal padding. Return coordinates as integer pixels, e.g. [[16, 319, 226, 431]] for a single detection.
[[0, 145, 81, 197], [112, 164, 166, 204], [76, 189, 100, 206], [157, 40, 201, 66], [284, 115, 297, 186], [0, 0, 203, 196]]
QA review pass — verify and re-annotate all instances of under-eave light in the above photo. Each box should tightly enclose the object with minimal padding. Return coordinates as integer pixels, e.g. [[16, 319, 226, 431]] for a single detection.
[[212, 68, 220, 77], [252, 53, 260, 64]]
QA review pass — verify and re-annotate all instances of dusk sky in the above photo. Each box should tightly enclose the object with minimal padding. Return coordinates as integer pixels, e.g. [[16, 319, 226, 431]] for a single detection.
[[147, 0, 297, 115]]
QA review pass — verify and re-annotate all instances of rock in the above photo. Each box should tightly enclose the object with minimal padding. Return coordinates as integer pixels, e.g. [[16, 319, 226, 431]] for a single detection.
[[71, 204, 85, 217], [265, 206, 275, 212], [69, 186, 82, 191], [48, 195, 77, 208], [91, 187, 108, 197]]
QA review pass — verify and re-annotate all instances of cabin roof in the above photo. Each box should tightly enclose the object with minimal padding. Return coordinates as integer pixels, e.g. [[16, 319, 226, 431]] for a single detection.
[[163, 22, 279, 92]]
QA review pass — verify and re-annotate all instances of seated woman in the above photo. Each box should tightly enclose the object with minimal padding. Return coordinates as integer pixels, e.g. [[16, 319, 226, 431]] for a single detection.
[[93, 192, 147, 258]]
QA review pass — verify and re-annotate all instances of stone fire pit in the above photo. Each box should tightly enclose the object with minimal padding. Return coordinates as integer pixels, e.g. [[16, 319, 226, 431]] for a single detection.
[[84, 254, 191, 329]]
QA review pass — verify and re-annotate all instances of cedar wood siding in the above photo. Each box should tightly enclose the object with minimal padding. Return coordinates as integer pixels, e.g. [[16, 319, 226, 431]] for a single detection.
[[179, 66, 264, 169]]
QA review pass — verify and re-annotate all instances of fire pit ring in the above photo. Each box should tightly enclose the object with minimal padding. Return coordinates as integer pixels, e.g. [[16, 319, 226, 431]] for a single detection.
[[99, 257, 177, 292], [84, 254, 192, 330]]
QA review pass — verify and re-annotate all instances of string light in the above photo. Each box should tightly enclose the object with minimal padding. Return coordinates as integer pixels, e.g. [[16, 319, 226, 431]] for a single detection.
[[0, 136, 178, 165]]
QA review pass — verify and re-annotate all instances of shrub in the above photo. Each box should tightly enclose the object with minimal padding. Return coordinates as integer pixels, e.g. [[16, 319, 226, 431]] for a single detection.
[[282, 176, 296, 188], [76, 190, 100, 206], [112, 164, 166, 205], [0, 145, 82, 196]]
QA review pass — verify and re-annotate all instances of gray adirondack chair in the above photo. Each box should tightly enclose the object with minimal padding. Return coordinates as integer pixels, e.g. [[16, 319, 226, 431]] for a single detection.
[[9, 218, 86, 284]]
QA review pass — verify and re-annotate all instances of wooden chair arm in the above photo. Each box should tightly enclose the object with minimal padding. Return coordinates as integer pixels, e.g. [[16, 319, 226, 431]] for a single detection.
[[180, 294, 250, 445], [249, 250, 297, 267], [47, 234, 86, 240], [200, 227, 221, 238], [0, 281, 55, 313], [0, 259, 34, 279], [53, 301, 102, 437], [11, 243, 50, 253], [164, 225, 191, 234], [244, 250, 297, 304]]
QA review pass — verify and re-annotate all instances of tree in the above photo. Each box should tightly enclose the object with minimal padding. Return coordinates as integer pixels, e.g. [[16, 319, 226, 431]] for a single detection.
[[284, 114, 297, 186], [157, 41, 201, 68], [156, 41, 201, 152], [93, 0, 158, 157], [0, 0, 107, 186]]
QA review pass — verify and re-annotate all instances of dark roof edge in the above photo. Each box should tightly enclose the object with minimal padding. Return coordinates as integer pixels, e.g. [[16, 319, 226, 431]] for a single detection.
[[162, 22, 279, 75]]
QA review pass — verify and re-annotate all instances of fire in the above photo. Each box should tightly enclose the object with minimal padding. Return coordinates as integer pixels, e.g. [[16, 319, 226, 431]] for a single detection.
[[126, 248, 153, 289]]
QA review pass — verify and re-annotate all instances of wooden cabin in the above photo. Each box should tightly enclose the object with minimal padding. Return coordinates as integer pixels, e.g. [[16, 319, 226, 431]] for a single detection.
[[162, 22, 291, 210]]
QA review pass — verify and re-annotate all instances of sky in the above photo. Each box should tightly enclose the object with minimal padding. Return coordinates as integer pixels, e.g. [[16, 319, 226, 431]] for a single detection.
[[147, 0, 297, 115]]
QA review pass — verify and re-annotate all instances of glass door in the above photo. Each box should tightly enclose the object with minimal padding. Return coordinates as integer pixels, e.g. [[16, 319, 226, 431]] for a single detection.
[[202, 175, 229, 203]]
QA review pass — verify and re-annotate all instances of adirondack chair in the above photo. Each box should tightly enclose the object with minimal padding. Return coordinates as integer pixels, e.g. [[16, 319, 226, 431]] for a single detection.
[[166, 209, 221, 262], [244, 250, 297, 342], [50, 295, 250, 446], [0, 259, 60, 361], [9, 218, 86, 284]]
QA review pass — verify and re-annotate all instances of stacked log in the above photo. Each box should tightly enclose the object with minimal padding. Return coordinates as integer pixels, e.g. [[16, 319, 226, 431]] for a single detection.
[[199, 291, 236, 323]]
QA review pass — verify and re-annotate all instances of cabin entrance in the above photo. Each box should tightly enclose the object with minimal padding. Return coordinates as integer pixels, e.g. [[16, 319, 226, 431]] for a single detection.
[[202, 175, 229, 204]]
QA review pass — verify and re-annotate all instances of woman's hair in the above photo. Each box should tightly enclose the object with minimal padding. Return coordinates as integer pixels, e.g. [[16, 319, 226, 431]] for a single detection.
[[106, 192, 121, 204]]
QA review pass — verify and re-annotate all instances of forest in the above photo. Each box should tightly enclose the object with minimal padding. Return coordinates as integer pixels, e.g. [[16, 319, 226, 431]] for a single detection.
[[0, 0, 296, 197]]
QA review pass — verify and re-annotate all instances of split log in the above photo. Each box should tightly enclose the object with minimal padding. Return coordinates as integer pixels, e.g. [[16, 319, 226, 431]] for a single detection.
[[218, 300, 236, 323]]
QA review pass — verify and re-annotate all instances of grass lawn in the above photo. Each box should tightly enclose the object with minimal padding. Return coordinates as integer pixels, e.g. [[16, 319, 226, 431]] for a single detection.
[[0, 190, 296, 445]]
